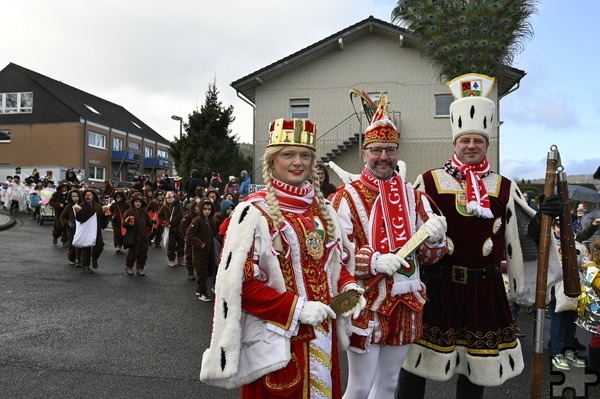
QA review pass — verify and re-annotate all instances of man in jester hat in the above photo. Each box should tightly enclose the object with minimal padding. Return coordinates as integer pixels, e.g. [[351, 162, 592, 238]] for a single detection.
[[329, 93, 448, 399], [200, 118, 366, 398]]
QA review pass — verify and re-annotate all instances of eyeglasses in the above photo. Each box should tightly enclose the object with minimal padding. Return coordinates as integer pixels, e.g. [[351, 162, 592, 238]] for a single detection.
[[364, 146, 398, 156]]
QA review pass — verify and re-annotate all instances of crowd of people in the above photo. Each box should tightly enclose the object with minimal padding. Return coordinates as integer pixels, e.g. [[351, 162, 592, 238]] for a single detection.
[[3, 93, 600, 398], [1, 167, 246, 297]]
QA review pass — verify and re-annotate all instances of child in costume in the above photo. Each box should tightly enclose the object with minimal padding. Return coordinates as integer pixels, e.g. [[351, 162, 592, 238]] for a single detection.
[[181, 197, 202, 281], [158, 190, 185, 267], [59, 188, 82, 267], [122, 192, 152, 276], [146, 190, 165, 248], [186, 198, 217, 301], [109, 191, 130, 253], [73, 189, 105, 274], [577, 237, 600, 371]]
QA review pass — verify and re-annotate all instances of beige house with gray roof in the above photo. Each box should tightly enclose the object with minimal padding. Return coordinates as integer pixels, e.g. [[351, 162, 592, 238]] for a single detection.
[[232, 16, 525, 185]]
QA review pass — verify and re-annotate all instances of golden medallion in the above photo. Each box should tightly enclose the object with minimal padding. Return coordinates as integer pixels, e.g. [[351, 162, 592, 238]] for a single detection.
[[306, 231, 324, 259]]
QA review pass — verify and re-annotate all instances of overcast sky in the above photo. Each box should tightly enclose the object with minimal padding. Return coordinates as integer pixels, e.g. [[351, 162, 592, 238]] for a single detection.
[[4, 0, 599, 181]]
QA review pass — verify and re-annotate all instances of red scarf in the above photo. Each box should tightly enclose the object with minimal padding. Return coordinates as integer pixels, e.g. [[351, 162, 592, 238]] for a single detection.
[[359, 168, 411, 254], [247, 177, 315, 214], [451, 154, 493, 218]]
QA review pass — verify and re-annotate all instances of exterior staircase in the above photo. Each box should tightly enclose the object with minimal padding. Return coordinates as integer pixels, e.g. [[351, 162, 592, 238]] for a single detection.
[[317, 111, 400, 164]]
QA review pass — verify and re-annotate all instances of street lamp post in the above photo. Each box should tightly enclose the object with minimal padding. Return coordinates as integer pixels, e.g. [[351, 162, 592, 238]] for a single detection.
[[171, 115, 183, 139]]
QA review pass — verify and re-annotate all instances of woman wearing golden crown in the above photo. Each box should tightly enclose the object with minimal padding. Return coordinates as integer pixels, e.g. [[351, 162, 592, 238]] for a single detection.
[[200, 118, 366, 398]]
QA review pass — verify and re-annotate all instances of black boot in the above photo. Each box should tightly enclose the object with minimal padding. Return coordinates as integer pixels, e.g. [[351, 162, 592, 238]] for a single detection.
[[456, 374, 484, 399], [397, 368, 426, 399]]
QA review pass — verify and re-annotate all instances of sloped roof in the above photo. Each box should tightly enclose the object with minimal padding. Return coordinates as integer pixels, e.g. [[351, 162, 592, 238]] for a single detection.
[[231, 15, 525, 103], [2, 63, 169, 145]]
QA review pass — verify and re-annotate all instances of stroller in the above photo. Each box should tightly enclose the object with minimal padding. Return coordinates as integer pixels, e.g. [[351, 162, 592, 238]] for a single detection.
[[36, 204, 55, 225], [29, 192, 42, 220]]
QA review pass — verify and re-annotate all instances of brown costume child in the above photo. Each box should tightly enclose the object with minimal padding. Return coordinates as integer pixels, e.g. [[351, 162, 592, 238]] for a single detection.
[[59, 188, 82, 267], [73, 189, 105, 274], [146, 190, 165, 248], [185, 198, 216, 301], [49, 181, 70, 246], [158, 190, 185, 267], [122, 192, 152, 276], [181, 197, 202, 281], [109, 191, 130, 253], [143, 186, 154, 203]]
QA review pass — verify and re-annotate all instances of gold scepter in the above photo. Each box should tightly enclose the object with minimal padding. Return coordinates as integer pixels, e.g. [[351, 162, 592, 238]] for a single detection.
[[329, 222, 432, 315]]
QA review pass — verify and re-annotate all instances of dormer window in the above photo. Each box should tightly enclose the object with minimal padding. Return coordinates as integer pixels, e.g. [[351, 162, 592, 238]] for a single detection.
[[1, 92, 33, 114]]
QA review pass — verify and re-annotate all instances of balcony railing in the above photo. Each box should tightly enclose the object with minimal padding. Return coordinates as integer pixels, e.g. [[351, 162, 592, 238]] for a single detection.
[[111, 150, 142, 163], [144, 157, 171, 168]]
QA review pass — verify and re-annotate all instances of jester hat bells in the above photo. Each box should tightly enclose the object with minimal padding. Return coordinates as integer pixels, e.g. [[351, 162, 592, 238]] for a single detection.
[[362, 93, 399, 148], [267, 118, 316, 150]]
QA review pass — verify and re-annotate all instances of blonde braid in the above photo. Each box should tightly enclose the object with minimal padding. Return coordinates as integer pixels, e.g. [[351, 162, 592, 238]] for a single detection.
[[262, 147, 285, 229]]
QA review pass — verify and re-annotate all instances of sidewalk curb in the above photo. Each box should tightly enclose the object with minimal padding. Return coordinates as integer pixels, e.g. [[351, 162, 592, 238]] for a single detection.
[[0, 214, 17, 231]]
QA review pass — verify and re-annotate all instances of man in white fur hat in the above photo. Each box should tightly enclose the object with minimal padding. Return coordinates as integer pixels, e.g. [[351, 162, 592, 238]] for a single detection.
[[398, 74, 563, 398]]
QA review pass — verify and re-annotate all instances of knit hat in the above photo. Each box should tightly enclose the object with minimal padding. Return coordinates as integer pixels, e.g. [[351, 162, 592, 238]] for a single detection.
[[447, 73, 495, 141], [220, 199, 234, 217], [268, 118, 316, 150], [129, 192, 147, 207], [57, 180, 70, 191], [362, 93, 399, 148]]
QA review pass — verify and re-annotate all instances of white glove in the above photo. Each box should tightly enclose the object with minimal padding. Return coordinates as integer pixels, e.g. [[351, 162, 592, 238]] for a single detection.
[[341, 283, 367, 319], [422, 215, 447, 244], [374, 253, 410, 275], [299, 301, 336, 326]]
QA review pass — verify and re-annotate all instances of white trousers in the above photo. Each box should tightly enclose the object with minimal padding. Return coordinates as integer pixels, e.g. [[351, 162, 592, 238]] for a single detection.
[[343, 344, 410, 399]]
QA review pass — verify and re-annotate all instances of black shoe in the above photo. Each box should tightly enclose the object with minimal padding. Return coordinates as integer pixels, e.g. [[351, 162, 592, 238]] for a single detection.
[[574, 338, 587, 352], [82, 267, 93, 274], [187, 272, 195, 281], [92, 259, 98, 269], [198, 293, 213, 302], [52, 237, 58, 246]]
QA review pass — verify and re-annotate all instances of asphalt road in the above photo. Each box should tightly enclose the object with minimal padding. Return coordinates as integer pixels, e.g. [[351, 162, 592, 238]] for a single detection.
[[1, 209, 598, 398]]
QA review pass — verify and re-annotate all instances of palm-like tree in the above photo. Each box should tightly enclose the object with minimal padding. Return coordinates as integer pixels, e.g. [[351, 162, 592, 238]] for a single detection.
[[391, 0, 538, 80]]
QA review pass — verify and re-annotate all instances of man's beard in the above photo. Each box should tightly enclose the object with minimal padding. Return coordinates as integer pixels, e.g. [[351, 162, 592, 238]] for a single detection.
[[368, 161, 394, 180]]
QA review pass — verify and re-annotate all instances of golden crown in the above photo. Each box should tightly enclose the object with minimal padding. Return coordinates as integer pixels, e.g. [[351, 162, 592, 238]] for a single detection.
[[268, 118, 316, 150]]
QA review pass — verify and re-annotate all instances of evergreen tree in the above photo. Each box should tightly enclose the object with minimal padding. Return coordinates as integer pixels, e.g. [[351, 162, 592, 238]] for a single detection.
[[169, 79, 252, 187]]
